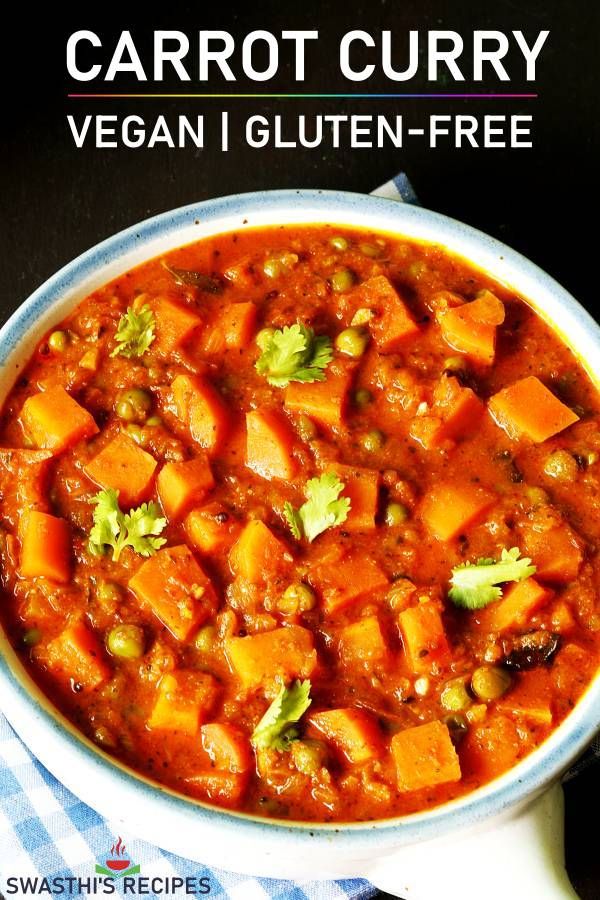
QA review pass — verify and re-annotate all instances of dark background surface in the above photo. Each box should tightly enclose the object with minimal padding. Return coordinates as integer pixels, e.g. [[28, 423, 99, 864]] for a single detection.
[[1, 1, 599, 897]]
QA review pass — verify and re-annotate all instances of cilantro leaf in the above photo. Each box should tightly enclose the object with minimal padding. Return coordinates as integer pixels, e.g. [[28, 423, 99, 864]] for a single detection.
[[251, 680, 312, 751], [89, 489, 167, 562], [283, 502, 303, 540], [88, 488, 121, 552], [284, 472, 351, 543], [448, 547, 536, 610], [255, 324, 333, 387], [111, 305, 156, 359]]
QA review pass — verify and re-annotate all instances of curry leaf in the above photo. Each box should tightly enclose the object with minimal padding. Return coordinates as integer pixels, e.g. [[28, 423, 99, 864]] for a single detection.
[[162, 261, 222, 293]]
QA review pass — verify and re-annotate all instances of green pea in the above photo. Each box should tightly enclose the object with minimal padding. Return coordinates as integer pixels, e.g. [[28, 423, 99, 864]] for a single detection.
[[359, 242, 383, 258], [335, 326, 369, 359], [278, 582, 317, 615], [354, 388, 372, 408], [329, 236, 349, 251], [23, 627, 41, 647], [441, 678, 471, 712], [297, 414, 317, 442], [194, 624, 217, 653], [291, 739, 327, 775], [97, 581, 122, 605], [107, 624, 145, 659], [263, 252, 298, 279], [544, 449, 578, 482], [329, 269, 355, 293], [361, 429, 385, 452], [48, 331, 68, 353], [263, 258, 281, 279], [471, 666, 512, 702], [145, 415, 162, 427], [256, 327, 276, 351], [385, 502, 409, 527], [115, 400, 136, 422], [115, 388, 152, 423]]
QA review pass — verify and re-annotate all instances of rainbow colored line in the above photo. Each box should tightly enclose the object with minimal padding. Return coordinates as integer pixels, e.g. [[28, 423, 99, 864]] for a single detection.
[[67, 92, 538, 99]]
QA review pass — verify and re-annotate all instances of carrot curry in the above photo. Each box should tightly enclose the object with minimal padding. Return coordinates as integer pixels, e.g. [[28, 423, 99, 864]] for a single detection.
[[1, 225, 599, 822]]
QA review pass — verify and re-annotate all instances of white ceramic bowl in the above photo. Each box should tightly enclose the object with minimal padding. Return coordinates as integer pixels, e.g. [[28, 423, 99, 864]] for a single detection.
[[1, 190, 598, 900]]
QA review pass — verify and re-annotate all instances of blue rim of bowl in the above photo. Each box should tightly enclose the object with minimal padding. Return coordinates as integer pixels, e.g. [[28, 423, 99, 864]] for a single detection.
[[1, 188, 600, 852]]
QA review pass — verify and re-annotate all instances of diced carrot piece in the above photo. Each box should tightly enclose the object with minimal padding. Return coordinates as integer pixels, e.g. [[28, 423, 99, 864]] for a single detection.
[[185, 503, 240, 555], [172, 374, 230, 454], [437, 291, 505, 365], [460, 714, 522, 781], [410, 374, 484, 449], [221, 302, 258, 349], [157, 454, 214, 520], [520, 522, 583, 583], [311, 555, 389, 615], [284, 362, 353, 428], [0, 449, 52, 519], [330, 464, 379, 531], [148, 670, 218, 735], [496, 670, 553, 725], [84, 432, 157, 508], [391, 721, 461, 792], [549, 600, 576, 633], [201, 723, 251, 773], [245, 409, 297, 481], [398, 603, 451, 674], [229, 520, 291, 583], [203, 302, 258, 354], [129, 545, 217, 641], [339, 616, 387, 666], [420, 482, 495, 541], [225, 625, 317, 690], [477, 577, 553, 634], [45, 621, 110, 690], [20, 511, 70, 583], [20, 386, 98, 454], [184, 771, 249, 807], [552, 644, 594, 698], [310, 708, 382, 764], [151, 294, 203, 354], [355, 275, 419, 352], [489, 376, 579, 443]]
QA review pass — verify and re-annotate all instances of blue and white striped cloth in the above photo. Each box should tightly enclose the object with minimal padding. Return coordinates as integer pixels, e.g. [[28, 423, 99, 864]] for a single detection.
[[0, 713, 375, 899], [1, 175, 598, 899]]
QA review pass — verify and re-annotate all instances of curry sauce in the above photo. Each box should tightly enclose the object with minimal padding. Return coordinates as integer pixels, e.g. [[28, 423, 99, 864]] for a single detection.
[[1, 225, 599, 822]]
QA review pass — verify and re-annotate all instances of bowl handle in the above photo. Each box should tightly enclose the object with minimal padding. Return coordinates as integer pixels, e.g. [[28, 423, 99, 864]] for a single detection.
[[368, 783, 578, 899]]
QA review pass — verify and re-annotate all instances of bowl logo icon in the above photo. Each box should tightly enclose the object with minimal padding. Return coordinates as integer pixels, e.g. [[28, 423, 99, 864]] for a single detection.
[[107, 836, 130, 871], [95, 837, 140, 878]]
